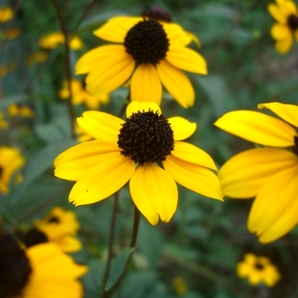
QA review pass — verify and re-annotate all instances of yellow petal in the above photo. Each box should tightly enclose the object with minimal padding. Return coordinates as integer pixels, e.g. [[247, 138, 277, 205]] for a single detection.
[[270, 23, 291, 40], [267, 4, 287, 24], [166, 45, 207, 74], [258, 102, 298, 128], [172, 141, 217, 170], [69, 154, 135, 205], [276, 0, 297, 16], [168, 117, 196, 140], [163, 155, 223, 200], [274, 35, 293, 54], [163, 22, 192, 46], [218, 148, 297, 198], [126, 101, 161, 118], [53, 235, 82, 253], [130, 163, 178, 225], [214, 110, 296, 147], [93, 16, 142, 42], [248, 165, 298, 243], [130, 64, 162, 104], [157, 60, 194, 108], [77, 111, 124, 142]]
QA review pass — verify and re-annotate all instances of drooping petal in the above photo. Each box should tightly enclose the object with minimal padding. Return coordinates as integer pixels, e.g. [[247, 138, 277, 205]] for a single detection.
[[172, 141, 217, 170], [130, 64, 162, 104], [157, 60, 194, 108], [163, 155, 223, 200], [214, 110, 296, 147], [126, 101, 161, 118], [166, 45, 207, 74], [258, 102, 298, 128], [130, 163, 178, 225], [274, 35, 293, 54], [162, 22, 192, 46], [248, 165, 298, 243], [77, 111, 124, 142], [169, 117, 196, 140], [267, 4, 287, 24], [218, 148, 297, 198], [93, 16, 142, 43], [270, 23, 291, 40], [69, 155, 135, 205]]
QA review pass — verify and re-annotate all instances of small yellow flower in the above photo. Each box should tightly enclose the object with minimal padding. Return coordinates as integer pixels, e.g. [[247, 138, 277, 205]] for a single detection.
[[0, 146, 25, 194], [54, 102, 222, 225], [26, 51, 49, 65], [0, 112, 8, 129], [268, 0, 298, 54], [237, 253, 281, 287], [39, 32, 83, 50], [76, 16, 207, 108], [5, 28, 21, 39], [214, 102, 298, 243], [0, 6, 13, 23], [8, 104, 34, 118], [172, 276, 188, 296]]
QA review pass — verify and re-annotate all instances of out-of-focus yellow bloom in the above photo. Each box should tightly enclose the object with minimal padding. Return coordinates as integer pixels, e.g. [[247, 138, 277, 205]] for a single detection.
[[69, 36, 83, 50], [0, 112, 8, 129], [237, 253, 281, 287], [26, 51, 49, 65], [8, 104, 34, 118], [0, 6, 13, 23], [0, 63, 16, 78], [39, 32, 83, 50], [172, 276, 187, 296], [5, 28, 21, 39]]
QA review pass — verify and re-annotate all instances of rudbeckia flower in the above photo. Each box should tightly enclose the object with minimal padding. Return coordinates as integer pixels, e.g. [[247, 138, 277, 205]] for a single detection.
[[268, 0, 298, 54], [39, 32, 83, 50], [214, 102, 298, 243], [8, 104, 34, 118], [0, 234, 87, 298], [24, 207, 82, 253], [0, 146, 25, 194], [54, 102, 222, 225], [237, 253, 281, 287], [76, 16, 207, 108], [0, 6, 13, 23]]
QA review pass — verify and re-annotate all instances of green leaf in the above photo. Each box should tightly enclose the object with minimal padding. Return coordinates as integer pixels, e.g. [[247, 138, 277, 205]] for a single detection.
[[105, 247, 135, 291], [0, 94, 29, 110]]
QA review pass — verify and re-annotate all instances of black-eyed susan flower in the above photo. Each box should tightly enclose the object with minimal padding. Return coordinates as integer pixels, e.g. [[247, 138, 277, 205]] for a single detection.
[[59, 80, 109, 110], [39, 32, 83, 50], [54, 102, 222, 225], [24, 207, 82, 253], [0, 146, 25, 194], [0, 6, 13, 23], [237, 253, 281, 287], [0, 234, 87, 298], [268, 0, 298, 54], [214, 102, 298, 243], [76, 16, 207, 108]]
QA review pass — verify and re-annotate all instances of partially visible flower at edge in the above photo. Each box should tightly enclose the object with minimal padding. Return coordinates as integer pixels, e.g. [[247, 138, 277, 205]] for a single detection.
[[54, 102, 222, 225], [39, 32, 83, 50], [214, 102, 298, 243], [237, 253, 281, 287], [0, 6, 13, 23]]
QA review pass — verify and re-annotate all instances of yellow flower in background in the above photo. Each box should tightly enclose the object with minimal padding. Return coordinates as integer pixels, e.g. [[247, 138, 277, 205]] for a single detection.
[[0, 63, 16, 78], [0, 234, 87, 298], [0, 112, 8, 129], [5, 28, 21, 39], [237, 253, 281, 287], [26, 51, 49, 65], [268, 0, 298, 54], [0, 146, 25, 194], [215, 102, 298, 243], [172, 276, 188, 296], [54, 102, 222, 225], [76, 16, 207, 108], [59, 80, 109, 110], [8, 104, 34, 118], [39, 32, 83, 50], [0, 6, 13, 22]]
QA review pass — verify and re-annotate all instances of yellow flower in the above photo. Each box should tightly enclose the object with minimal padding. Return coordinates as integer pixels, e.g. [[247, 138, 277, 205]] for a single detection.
[[214, 102, 298, 243], [0, 63, 16, 78], [0, 112, 8, 129], [172, 276, 188, 296], [0, 146, 25, 194], [54, 102, 222, 225], [39, 32, 83, 50], [0, 6, 13, 23], [76, 16, 207, 108], [237, 253, 281, 287], [26, 51, 49, 65], [5, 28, 21, 39], [8, 104, 34, 118], [0, 234, 87, 298], [59, 80, 109, 110], [268, 0, 298, 54]]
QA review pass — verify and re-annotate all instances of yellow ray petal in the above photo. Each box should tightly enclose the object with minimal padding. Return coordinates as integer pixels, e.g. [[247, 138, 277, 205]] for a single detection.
[[157, 60, 194, 108], [274, 35, 293, 54], [163, 22, 192, 46], [69, 155, 135, 205], [248, 165, 298, 243], [130, 163, 178, 225], [166, 45, 207, 74], [130, 64, 162, 104], [277, 0, 297, 16], [93, 16, 142, 42], [77, 111, 124, 142], [163, 155, 223, 200], [54, 235, 82, 253], [168, 117, 196, 140], [172, 141, 217, 170], [126, 101, 161, 118], [218, 148, 297, 198], [270, 23, 291, 40], [214, 110, 296, 147], [258, 102, 298, 128], [267, 4, 287, 24]]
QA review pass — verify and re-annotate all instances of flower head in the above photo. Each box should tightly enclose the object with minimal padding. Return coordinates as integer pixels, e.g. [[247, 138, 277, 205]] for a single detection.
[[0, 234, 87, 298], [237, 253, 281, 287], [215, 102, 298, 243], [268, 0, 298, 54], [54, 102, 222, 225], [76, 16, 207, 108], [0, 6, 13, 23], [8, 104, 34, 118], [39, 32, 83, 50]]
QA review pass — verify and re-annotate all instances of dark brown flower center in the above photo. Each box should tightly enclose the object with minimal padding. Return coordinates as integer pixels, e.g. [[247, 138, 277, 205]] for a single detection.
[[48, 215, 60, 223], [23, 228, 48, 248], [288, 15, 298, 31], [141, 6, 172, 23], [124, 18, 170, 64], [117, 110, 174, 165], [254, 262, 264, 270], [0, 166, 3, 178]]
